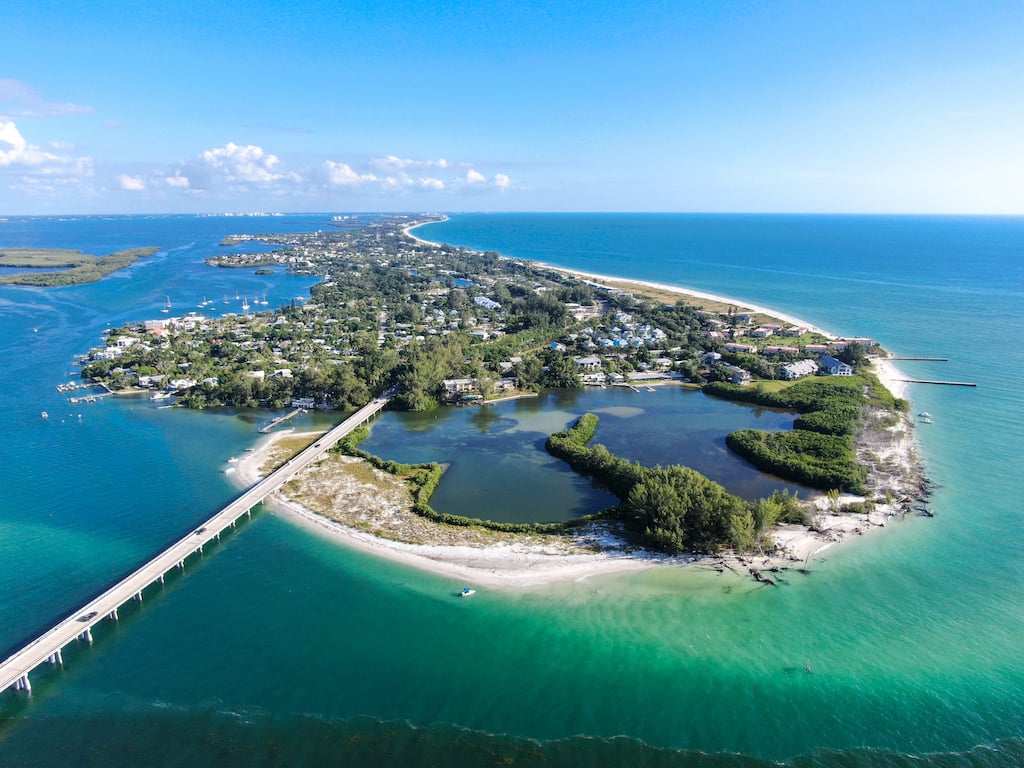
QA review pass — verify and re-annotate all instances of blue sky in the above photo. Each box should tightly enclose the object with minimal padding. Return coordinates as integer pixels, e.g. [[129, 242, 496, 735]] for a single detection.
[[2, 0, 1022, 214]]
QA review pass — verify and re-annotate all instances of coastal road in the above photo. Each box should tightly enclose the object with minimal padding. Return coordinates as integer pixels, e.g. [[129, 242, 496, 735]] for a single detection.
[[0, 395, 390, 694]]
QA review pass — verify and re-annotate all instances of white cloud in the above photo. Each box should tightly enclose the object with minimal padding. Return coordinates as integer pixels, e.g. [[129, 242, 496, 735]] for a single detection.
[[0, 121, 61, 166], [117, 174, 145, 191], [163, 172, 191, 188], [199, 142, 295, 185], [369, 155, 453, 173], [0, 121, 92, 185], [0, 79, 93, 119], [494, 173, 510, 189], [464, 169, 486, 184], [418, 177, 445, 190], [323, 160, 377, 186]]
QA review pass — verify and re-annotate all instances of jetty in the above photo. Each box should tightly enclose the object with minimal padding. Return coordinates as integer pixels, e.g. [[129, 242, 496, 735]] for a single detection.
[[0, 395, 390, 696], [895, 379, 977, 387]]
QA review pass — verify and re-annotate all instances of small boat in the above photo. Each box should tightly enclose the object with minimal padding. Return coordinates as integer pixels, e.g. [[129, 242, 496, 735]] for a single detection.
[[460, 587, 476, 598], [161, 295, 171, 313], [41, 411, 48, 419], [918, 412, 932, 418]]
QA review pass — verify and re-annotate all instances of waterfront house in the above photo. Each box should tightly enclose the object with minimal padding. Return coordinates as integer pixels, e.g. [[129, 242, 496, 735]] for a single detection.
[[781, 359, 820, 380], [819, 355, 854, 376], [575, 356, 603, 371]]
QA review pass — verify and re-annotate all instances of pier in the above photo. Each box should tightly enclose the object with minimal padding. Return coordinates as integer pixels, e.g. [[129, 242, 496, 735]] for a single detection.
[[0, 395, 389, 696], [258, 407, 305, 434]]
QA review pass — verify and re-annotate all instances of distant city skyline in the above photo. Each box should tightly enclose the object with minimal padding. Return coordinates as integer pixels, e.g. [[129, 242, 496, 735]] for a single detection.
[[3, 0, 1023, 215]]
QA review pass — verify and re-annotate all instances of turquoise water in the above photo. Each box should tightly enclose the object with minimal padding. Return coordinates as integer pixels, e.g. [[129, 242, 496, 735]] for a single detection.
[[1, 213, 1023, 766]]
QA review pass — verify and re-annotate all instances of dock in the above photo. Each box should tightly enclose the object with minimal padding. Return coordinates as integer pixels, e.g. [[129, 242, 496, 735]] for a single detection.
[[259, 407, 305, 433], [0, 395, 390, 696]]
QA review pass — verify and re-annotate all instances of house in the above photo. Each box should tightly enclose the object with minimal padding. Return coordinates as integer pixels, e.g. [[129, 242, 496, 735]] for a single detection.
[[724, 342, 758, 354], [574, 355, 602, 371], [803, 344, 830, 356], [724, 365, 753, 386], [819, 355, 853, 376], [442, 378, 478, 396], [473, 296, 501, 310], [781, 359, 819, 380]]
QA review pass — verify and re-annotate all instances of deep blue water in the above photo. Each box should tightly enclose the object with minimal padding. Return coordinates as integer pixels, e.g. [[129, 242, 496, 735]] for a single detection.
[[0, 213, 1022, 767]]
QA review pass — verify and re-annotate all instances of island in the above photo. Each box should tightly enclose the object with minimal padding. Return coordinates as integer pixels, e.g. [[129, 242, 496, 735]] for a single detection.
[[0, 247, 159, 286], [72, 214, 928, 586]]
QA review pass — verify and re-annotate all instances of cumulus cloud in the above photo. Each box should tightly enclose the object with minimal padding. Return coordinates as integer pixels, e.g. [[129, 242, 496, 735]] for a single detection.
[[116, 174, 145, 191], [199, 142, 294, 184], [0, 121, 62, 167], [323, 160, 377, 186], [494, 173, 510, 189], [0, 121, 92, 184], [464, 169, 487, 184], [418, 177, 445, 190], [0, 79, 93, 119]]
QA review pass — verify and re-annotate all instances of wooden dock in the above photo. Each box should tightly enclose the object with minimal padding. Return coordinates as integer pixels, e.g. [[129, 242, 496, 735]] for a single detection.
[[0, 395, 389, 696], [259, 407, 304, 433]]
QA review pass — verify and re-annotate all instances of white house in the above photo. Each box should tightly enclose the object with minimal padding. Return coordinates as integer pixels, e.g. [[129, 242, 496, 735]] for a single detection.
[[819, 355, 853, 376], [781, 359, 819, 380]]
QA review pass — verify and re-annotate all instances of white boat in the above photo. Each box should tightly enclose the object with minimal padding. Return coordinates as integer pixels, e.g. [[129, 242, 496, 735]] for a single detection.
[[40, 411, 48, 419], [918, 412, 932, 418], [161, 296, 171, 313], [460, 587, 476, 598]]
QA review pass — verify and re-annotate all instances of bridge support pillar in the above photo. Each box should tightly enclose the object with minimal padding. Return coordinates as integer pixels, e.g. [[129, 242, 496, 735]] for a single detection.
[[47, 649, 63, 665], [159, 573, 165, 584], [135, 591, 143, 602], [84, 628, 93, 644], [109, 607, 119, 621], [14, 675, 31, 693]]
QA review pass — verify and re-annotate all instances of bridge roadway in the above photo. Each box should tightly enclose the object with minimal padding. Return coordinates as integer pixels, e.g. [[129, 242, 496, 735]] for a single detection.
[[0, 396, 390, 694]]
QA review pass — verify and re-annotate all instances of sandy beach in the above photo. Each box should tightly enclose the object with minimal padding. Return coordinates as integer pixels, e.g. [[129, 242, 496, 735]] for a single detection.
[[234, 395, 915, 591]]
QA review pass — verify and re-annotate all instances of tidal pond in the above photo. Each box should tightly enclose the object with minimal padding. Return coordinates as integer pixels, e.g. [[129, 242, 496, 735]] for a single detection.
[[361, 386, 809, 524]]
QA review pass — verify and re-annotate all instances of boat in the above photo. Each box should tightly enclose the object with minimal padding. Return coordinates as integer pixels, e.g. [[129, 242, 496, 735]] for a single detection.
[[241, 298, 250, 312], [40, 411, 48, 419], [460, 587, 476, 598], [161, 295, 171, 313], [918, 412, 932, 418]]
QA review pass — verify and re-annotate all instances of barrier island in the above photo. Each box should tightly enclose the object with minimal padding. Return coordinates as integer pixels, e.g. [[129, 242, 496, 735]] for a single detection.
[[74, 214, 928, 585]]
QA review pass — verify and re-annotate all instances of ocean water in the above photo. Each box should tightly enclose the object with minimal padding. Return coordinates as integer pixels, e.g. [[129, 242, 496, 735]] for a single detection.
[[0, 213, 1023, 767]]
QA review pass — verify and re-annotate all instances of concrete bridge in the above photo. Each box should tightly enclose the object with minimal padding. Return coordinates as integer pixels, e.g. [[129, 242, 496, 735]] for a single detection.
[[0, 395, 389, 695]]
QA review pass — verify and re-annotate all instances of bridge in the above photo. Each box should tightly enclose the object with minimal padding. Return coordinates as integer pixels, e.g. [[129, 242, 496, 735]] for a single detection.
[[0, 395, 390, 695]]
